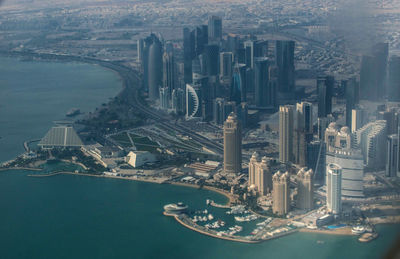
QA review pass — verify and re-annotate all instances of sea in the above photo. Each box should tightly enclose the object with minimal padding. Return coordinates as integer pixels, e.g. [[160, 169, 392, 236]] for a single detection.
[[0, 56, 399, 259]]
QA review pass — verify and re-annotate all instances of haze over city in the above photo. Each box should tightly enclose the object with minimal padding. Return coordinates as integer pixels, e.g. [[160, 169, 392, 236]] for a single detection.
[[0, 0, 399, 258]]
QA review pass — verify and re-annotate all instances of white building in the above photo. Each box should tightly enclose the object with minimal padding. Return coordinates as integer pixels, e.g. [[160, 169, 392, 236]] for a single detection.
[[326, 163, 342, 215], [126, 151, 156, 168]]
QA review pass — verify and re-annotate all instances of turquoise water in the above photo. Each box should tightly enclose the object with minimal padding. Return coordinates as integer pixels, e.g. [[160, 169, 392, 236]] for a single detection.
[[0, 57, 399, 258], [0, 56, 121, 162]]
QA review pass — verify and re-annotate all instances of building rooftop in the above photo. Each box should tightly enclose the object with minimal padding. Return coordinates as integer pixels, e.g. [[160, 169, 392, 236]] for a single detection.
[[38, 126, 83, 148]]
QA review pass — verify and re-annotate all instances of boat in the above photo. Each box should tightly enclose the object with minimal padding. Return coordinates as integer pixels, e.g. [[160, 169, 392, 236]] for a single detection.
[[352, 226, 366, 235], [163, 202, 188, 215], [208, 214, 214, 221], [358, 232, 378, 242], [66, 108, 81, 117], [206, 199, 211, 205]]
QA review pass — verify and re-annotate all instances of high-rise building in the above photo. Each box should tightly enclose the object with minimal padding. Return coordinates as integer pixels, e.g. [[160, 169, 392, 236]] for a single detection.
[[248, 153, 273, 196], [254, 57, 270, 108], [296, 168, 314, 210], [237, 102, 248, 128], [267, 65, 278, 109], [293, 102, 314, 166], [386, 134, 399, 177], [378, 108, 399, 135], [324, 124, 364, 197], [159, 87, 170, 109], [388, 56, 400, 101], [345, 78, 359, 129], [171, 88, 185, 114], [360, 43, 388, 101], [183, 28, 195, 84], [208, 15, 222, 42], [351, 106, 367, 133], [275, 40, 295, 93], [220, 52, 234, 85], [231, 63, 246, 104], [272, 171, 291, 215], [353, 120, 387, 169], [326, 163, 342, 214], [148, 34, 163, 100], [204, 44, 219, 76], [306, 140, 325, 184], [185, 84, 202, 119], [213, 98, 226, 125], [163, 51, 176, 96], [137, 39, 144, 64], [317, 75, 334, 118], [279, 105, 294, 163], [195, 25, 208, 56], [223, 113, 242, 174], [244, 40, 254, 68]]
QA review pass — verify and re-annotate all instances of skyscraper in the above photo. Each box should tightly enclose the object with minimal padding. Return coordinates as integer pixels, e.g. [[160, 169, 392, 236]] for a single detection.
[[386, 134, 399, 177], [351, 105, 367, 133], [195, 25, 208, 56], [148, 34, 163, 100], [163, 51, 176, 96], [388, 56, 400, 101], [231, 63, 246, 104], [185, 83, 202, 119], [279, 105, 294, 163], [345, 78, 359, 129], [272, 171, 291, 215], [159, 87, 169, 109], [223, 113, 242, 174], [293, 102, 313, 166], [183, 28, 195, 84], [204, 44, 219, 76], [275, 40, 295, 93], [317, 75, 334, 118], [254, 57, 269, 108], [220, 52, 233, 85], [208, 15, 222, 42], [248, 153, 273, 196], [326, 163, 342, 214], [296, 168, 314, 210]]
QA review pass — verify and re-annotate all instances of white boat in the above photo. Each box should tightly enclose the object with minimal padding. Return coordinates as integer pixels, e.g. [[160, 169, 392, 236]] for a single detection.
[[208, 214, 214, 221], [352, 226, 366, 235]]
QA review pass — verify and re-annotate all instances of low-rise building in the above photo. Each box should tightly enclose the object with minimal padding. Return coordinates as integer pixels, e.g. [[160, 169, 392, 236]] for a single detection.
[[126, 151, 156, 168]]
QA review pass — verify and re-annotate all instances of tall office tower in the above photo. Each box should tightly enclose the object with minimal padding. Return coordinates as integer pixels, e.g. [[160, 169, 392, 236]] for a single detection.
[[141, 36, 153, 92], [254, 40, 268, 58], [204, 44, 219, 76], [317, 75, 334, 118], [296, 168, 314, 210], [185, 84, 202, 119], [275, 40, 295, 93], [213, 98, 226, 125], [163, 51, 176, 96], [248, 153, 273, 196], [148, 34, 163, 100], [195, 25, 208, 56], [326, 163, 342, 214], [137, 39, 144, 63], [254, 57, 269, 108], [353, 120, 387, 169], [244, 40, 254, 68], [231, 63, 247, 104], [324, 124, 364, 197], [351, 105, 367, 132], [388, 56, 400, 101], [294, 102, 313, 166], [345, 78, 359, 129], [237, 102, 248, 128], [279, 105, 294, 163], [378, 108, 399, 135], [183, 28, 195, 84], [235, 47, 246, 64], [306, 140, 325, 184], [386, 134, 399, 177], [226, 34, 239, 52], [360, 43, 388, 101], [267, 66, 278, 109], [220, 52, 233, 85], [208, 15, 222, 42], [372, 43, 389, 98], [317, 115, 334, 140], [272, 171, 291, 215], [159, 87, 169, 109], [171, 88, 185, 114], [223, 112, 242, 175]]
